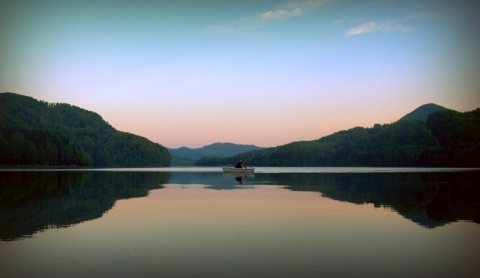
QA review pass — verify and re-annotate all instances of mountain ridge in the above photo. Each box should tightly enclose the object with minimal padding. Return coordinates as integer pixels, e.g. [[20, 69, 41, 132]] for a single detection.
[[2, 92, 479, 167], [168, 142, 261, 166], [400, 103, 448, 123], [0, 92, 171, 167], [195, 103, 480, 167]]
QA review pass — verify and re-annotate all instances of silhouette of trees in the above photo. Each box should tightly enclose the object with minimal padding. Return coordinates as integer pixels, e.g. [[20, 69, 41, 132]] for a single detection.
[[196, 109, 480, 167]]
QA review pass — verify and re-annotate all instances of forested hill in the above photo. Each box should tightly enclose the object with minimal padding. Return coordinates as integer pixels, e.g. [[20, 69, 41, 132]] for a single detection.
[[0, 92, 171, 167], [196, 105, 480, 167], [168, 143, 261, 166], [400, 103, 447, 122]]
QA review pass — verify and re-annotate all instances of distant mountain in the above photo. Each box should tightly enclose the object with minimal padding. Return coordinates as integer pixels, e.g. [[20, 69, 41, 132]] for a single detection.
[[0, 92, 171, 167], [168, 143, 261, 166], [400, 103, 448, 123], [196, 104, 480, 167]]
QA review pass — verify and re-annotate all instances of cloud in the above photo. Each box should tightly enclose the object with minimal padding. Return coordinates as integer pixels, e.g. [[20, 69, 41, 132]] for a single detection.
[[259, 0, 329, 22], [204, 0, 329, 35], [345, 21, 377, 35], [346, 21, 410, 36], [344, 10, 438, 36], [259, 8, 304, 21]]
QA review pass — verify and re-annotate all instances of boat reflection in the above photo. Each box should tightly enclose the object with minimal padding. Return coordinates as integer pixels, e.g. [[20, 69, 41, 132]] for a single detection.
[[203, 173, 255, 189], [223, 172, 255, 184]]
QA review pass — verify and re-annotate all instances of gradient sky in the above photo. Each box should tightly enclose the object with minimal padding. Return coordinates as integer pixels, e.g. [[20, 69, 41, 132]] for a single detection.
[[1, 0, 479, 148]]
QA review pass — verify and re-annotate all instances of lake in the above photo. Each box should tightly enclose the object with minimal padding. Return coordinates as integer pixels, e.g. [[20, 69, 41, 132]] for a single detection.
[[1, 167, 479, 277]]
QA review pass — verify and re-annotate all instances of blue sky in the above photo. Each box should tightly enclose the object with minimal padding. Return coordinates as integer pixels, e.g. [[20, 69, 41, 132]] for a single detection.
[[1, 0, 479, 148]]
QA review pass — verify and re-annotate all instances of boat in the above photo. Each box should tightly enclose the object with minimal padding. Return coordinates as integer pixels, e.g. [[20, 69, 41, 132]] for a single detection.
[[222, 167, 255, 174]]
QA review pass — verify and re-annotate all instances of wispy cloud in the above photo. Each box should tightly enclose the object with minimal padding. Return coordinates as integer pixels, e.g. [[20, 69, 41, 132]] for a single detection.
[[204, 0, 330, 35], [344, 11, 436, 36], [346, 21, 410, 36], [258, 0, 329, 22], [259, 7, 304, 22]]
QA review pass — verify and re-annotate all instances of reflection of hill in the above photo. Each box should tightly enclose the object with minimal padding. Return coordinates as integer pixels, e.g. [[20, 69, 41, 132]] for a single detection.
[[157, 171, 480, 227], [162, 171, 480, 227], [0, 171, 170, 241], [259, 171, 480, 228], [4, 170, 477, 239]]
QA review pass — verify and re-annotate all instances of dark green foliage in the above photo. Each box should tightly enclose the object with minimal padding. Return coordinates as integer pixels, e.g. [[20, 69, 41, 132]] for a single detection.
[[0, 92, 171, 167], [171, 155, 197, 166], [423, 108, 480, 166], [196, 107, 480, 167], [0, 128, 93, 166]]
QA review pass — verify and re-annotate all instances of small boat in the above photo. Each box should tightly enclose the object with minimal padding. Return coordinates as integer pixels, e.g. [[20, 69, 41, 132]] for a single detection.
[[222, 167, 255, 174]]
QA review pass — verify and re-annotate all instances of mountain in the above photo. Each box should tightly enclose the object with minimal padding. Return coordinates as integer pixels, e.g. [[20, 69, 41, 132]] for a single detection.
[[400, 103, 448, 122], [196, 104, 480, 167], [0, 92, 171, 167], [168, 143, 261, 166]]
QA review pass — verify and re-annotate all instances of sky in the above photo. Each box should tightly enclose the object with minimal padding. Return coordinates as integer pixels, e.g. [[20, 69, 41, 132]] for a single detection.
[[1, 0, 479, 148]]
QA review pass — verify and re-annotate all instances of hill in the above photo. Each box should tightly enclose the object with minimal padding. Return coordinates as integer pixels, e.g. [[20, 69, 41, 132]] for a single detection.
[[0, 92, 171, 167], [168, 143, 261, 166], [196, 104, 480, 167], [400, 103, 448, 122]]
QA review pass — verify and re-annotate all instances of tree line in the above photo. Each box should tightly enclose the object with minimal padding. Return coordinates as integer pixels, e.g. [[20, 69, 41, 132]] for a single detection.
[[0, 92, 171, 167], [0, 128, 93, 166], [196, 108, 480, 167]]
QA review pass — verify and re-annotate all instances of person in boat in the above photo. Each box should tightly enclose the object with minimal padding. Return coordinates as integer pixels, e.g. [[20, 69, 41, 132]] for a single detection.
[[235, 160, 245, 169]]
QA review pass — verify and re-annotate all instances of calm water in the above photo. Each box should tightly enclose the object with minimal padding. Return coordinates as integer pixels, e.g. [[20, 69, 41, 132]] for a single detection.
[[1, 167, 479, 277]]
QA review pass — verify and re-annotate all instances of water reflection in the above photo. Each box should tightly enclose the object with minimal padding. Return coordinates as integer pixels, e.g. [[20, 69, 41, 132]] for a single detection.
[[168, 171, 256, 190], [0, 171, 170, 241], [1, 170, 479, 241], [255, 171, 480, 228], [224, 173, 255, 185], [167, 170, 480, 228]]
